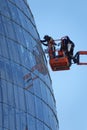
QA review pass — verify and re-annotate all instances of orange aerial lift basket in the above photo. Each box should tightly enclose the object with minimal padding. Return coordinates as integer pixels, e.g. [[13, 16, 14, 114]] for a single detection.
[[49, 50, 87, 71], [49, 50, 70, 71]]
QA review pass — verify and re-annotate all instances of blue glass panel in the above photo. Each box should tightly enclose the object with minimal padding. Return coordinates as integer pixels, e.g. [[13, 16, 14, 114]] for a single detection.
[[46, 88, 53, 107], [1, 80, 8, 104], [13, 64, 24, 87], [33, 79, 42, 98], [0, 15, 5, 35], [18, 45, 25, 66], [50, 113, 55, 130], [44, 125, 50, 130], [8, 1, 21, 24], [23, 31, 33, 50], [5, 60, 14, 83], [25, 50, 32, 69], [20, 47, 28, 68], [8, 106, 15, 129], [16, 0, 31, 30], [27, 114, 36, 130], [14, 85, 20, 109], [23, 69, 34, 93], [0, 58, 6, 79], [7, 39, 14, 61], [0, 35, 9, 59], [29, 52, 36, 68], [31, 25, 39, 39], [11, 63, 25, 87], [24, 15, 32, 32], [0, 127, 3, 130], [18, 87, 26, 111], [2, 16, 16, 40], [16, 109, 21, 130], [40, 81, 47, 102], [42, 102, 50, 126], [0, 0, 10, 17], [16, 44, 23, 65], [7, 39, 21, 63], [16, 0, 35, 25], [14, 0, 21, 7], [16, 65, 25, 88], [7, 82, 15, 107], [0, 35, 3, 56], [7, 0, 16, 4], [0, 81, 2, 102], [17, 9, 27, 29], [35, 97, 43, 121], [25, 91, 36, 116], [0, 103, 2, 127], [20, 111, 26, 130], [3, 104, 9, 129], [21, 1, 32, 21], [12, 42, 21, 63], [23, 71, 32, 90], [11, 62, 18, 85], [13, 22, 26, 46], [19, 46, 32, 69], [36, 120, 44, 130]]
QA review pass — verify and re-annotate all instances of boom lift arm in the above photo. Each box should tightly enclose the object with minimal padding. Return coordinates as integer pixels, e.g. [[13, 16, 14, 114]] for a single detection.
[[74, 51, 87, 65]]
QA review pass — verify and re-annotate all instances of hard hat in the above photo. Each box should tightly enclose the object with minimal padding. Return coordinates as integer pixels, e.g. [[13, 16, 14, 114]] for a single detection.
[[44, 35, 50, 40], [65, 36, 70, 40]]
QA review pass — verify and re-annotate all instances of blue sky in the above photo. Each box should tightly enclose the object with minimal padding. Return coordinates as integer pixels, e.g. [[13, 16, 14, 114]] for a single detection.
[[28, 0, 87, 130]]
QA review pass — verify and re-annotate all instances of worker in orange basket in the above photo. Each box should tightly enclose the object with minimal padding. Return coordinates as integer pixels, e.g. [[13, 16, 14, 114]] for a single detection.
[[40, 35, 57, 59], [60, 36, 75, 65]]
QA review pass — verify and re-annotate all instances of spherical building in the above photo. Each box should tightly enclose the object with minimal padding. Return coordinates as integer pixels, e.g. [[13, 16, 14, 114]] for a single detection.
[[0, 0, 59, 130]]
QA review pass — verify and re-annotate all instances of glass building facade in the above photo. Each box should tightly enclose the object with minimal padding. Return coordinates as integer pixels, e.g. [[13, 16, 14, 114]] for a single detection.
[[0, 0, 59, 130]]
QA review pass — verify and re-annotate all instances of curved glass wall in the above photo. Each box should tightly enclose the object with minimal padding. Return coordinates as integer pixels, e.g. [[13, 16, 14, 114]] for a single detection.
[[0, 0, 59, 130]]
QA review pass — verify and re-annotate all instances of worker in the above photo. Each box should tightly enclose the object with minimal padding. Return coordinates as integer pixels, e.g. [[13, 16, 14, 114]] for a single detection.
[[40, 35, 57, 58], [60, 36, 75, 66], [60, 36, 75, 57]]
